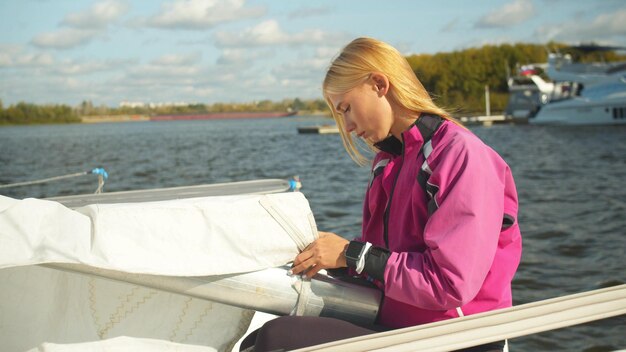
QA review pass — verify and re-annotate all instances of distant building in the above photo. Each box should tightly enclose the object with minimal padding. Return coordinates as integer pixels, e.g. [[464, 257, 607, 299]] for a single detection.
[[119, 101, 194, 108], [119, 101, 146, 108]]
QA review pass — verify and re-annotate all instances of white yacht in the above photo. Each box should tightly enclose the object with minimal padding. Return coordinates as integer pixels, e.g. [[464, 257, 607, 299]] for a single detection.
[[503, 68, 579, 120], [529, 51, 626, 125]]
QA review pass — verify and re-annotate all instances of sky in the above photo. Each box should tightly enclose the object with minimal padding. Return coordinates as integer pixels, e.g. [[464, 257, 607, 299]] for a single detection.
[[1, 0, 625, 107]]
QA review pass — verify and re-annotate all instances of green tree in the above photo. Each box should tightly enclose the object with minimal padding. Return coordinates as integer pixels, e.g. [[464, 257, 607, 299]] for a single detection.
[[0, 101, 79, 125]]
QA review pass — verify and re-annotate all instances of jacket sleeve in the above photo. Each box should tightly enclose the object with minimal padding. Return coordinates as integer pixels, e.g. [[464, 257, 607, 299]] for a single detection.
[[383, 135, 506, 310]]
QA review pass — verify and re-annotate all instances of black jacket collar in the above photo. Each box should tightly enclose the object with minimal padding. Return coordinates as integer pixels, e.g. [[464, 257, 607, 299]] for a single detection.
[[373, 114, 444, 156], [374, 135, 403, 156]]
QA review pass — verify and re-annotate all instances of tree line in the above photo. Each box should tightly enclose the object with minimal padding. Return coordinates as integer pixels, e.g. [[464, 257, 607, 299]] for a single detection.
[[0, 101, 80, 125], [2, 42, 624, 125], [103, 98, 329, 117]]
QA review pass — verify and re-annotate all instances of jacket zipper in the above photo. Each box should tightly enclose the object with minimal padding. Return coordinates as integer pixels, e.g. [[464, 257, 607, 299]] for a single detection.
[[383, 137, 405, 248]]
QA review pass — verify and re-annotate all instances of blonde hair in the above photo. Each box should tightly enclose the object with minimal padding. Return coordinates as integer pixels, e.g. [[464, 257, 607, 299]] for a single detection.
[[323, 37, 459, 165]]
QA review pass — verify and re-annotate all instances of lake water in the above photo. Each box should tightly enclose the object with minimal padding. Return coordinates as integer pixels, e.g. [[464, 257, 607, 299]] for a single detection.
[[1, 116, 625, 351]]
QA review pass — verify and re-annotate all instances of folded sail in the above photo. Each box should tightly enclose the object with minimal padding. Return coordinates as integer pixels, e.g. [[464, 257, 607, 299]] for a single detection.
[[0, 192, 318, 351], [0, 192, 317, 275]]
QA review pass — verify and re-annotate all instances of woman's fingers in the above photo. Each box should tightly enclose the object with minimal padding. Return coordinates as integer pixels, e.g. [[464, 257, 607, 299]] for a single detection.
[[302, 263, 323, 278], [291, 250, 313, 274], [290, 258, 322, 278], [290, 254, 316, 276], [290, 232, 349, 278]]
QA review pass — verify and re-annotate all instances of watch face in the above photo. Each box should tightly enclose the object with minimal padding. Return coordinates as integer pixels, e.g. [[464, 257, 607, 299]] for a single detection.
[[345, 241, 364, 260]]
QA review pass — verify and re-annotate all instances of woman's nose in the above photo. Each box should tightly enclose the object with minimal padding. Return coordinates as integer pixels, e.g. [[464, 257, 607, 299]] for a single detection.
[[343, 115, 356, 133]]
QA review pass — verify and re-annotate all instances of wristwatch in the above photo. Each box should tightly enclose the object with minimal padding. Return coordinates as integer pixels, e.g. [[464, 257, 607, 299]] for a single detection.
[[345, 241, 367, 269]]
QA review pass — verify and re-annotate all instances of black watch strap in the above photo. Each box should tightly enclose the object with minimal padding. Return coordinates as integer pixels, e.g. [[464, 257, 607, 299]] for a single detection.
[[363, 246, 391, 283], [345, 241, 391, 283]]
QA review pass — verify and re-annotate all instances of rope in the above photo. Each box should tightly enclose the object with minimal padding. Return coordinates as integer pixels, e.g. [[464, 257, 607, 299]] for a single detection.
[[0, 167, 108, 194], [0, 172, 88, 188]]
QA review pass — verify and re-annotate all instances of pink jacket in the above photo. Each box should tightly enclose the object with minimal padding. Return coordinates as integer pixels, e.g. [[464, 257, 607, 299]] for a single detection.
[[361, 117, 522, 328]]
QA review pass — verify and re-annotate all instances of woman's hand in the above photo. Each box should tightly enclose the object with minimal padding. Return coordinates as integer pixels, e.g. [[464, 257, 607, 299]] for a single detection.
[[290, 231, 349, 279]]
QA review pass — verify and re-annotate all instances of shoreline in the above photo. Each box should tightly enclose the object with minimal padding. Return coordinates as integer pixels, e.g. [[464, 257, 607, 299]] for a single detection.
[[80, 111, 330, 123], [81, 115, 150, 123]]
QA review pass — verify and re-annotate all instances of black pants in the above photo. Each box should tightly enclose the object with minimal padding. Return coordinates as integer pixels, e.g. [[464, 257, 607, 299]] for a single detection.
[[240, 316, 505, 352]]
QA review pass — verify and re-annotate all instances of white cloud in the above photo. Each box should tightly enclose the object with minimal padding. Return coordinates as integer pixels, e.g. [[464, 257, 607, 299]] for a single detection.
[[182, 86, 215, 98], [475, 0, 535, 28], [216, 49, 247, 65], [535, 9, 626, 44], [0, 45, 130, 77], [30, 0, 128, 50], [118, 53, 205, 86], [151, 52, 202, 66], [0, 54, 10, 66], [145, 0, 265, 30], [53, 59, 132, 75], [14, 53, 56, 67], [1, 53, 54, 68], [0, 45, 55, 67], [216, 48, 270, 65], [31, 28, 99, 50], [214, 20, 347, 48], [315, 46, 343, 60], [272, 57, 327, 81], [0, 52, 54, 68], [128, 65, 201, 79], [1, 71, 97, 105], [102, 63, 243, 104], [452, 36, 517, 52], [61, 0, 129, 30], [289, 6, 331, 19], [126, 54, 204, 80]]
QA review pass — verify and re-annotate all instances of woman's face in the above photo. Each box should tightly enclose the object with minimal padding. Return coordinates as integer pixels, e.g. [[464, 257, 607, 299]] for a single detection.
[[328, 79, 394, 144]]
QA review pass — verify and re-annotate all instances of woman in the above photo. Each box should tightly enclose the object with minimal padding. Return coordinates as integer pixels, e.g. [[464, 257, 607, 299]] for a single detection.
[[245, 37, 522, 352]]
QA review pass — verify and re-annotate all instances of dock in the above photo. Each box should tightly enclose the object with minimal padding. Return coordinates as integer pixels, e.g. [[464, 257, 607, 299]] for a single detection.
[[458, 115, 527, 126], [297, 125, 340, 134]]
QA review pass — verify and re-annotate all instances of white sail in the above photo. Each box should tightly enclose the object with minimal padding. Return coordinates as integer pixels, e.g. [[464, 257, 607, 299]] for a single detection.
[[0, 192, 318, 351]]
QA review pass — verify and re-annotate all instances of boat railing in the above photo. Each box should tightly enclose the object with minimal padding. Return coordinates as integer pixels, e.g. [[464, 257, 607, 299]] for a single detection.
[[294, 284, 626, 352]]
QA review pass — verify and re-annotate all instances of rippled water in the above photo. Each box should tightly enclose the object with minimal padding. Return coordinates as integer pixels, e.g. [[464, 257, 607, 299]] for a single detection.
[[1, 117, 625, 351]]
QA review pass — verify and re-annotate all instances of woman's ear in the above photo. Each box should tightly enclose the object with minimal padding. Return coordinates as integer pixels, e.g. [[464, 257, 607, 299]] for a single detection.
[[370, 72, 389, 96]]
